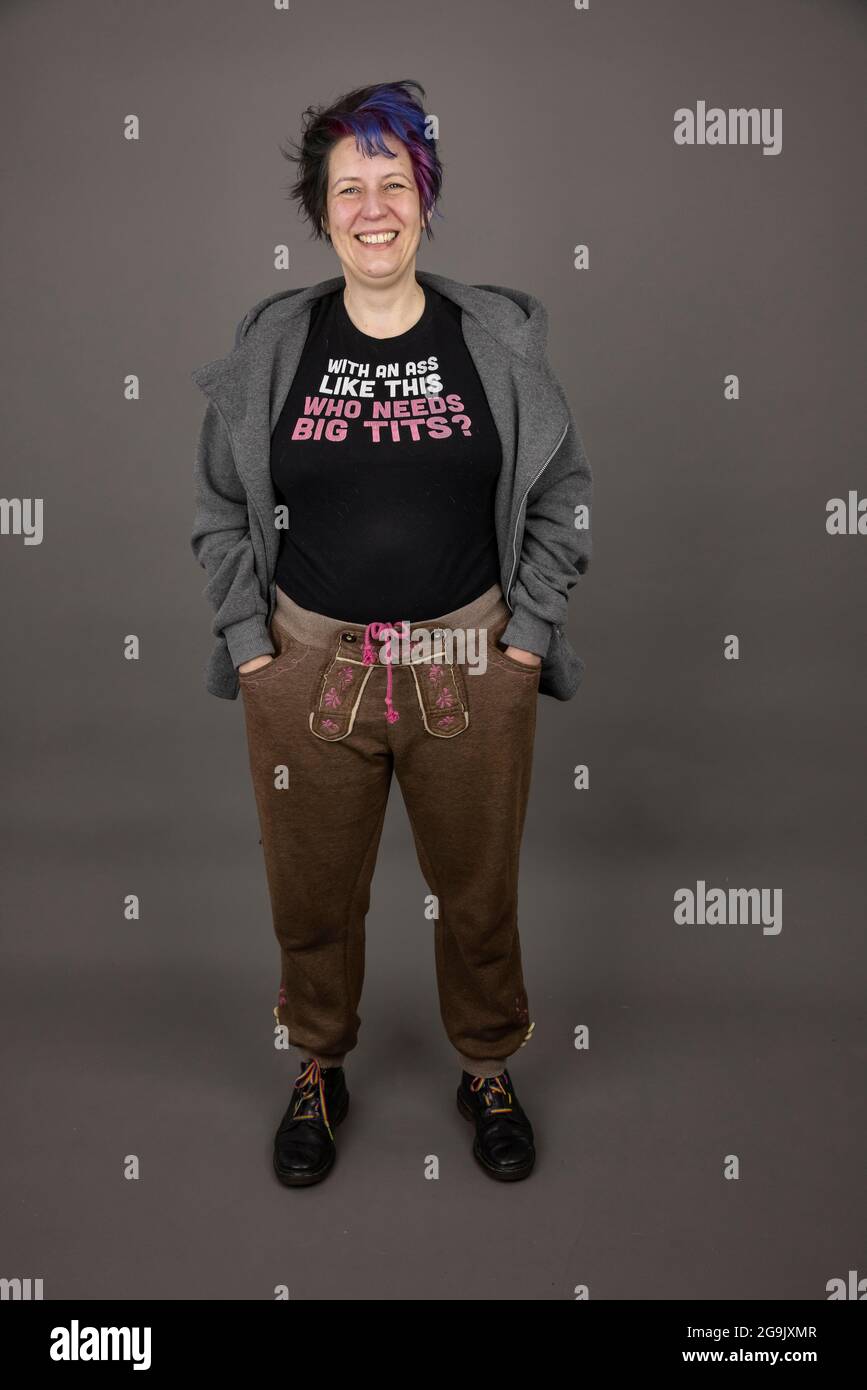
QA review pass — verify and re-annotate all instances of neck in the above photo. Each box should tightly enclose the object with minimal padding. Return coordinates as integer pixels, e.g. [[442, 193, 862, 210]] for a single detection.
[[341, 270, 425, 339]]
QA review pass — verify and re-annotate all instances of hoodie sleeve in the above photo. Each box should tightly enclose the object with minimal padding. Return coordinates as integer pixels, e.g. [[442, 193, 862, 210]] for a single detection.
[[190, 398, 276, 670], [499, 401, 593, 659]]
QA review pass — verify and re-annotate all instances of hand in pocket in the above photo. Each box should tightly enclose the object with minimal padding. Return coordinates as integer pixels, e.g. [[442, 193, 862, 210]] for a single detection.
[[500, 645, 542, 668], [239, 653, 274, 675]]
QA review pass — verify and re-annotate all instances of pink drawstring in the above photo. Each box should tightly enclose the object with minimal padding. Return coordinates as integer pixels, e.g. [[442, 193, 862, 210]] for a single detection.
[[362, 620, 408, 723]]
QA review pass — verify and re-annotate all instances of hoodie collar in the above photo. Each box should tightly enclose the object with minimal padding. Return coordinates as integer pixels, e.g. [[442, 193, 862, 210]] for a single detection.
[[191, 268, 552, 396], [190, 269, 570, 511]]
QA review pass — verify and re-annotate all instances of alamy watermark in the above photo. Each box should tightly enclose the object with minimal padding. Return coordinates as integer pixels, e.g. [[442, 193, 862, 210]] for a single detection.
[[363, 623, 497, 676], [0, 498, 43, 544], [674, 102, 782, 156], [674, 880, 782, 935]]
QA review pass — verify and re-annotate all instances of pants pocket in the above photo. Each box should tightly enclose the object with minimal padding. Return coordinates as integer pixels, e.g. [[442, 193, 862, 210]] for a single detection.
[[238, 614, 310, 689], [489, 647, 543, 680], [488, 618, 544, 681]]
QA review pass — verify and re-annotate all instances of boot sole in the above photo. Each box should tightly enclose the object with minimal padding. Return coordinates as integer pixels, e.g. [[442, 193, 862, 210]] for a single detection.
[[456, 1091, 536, 1181], [273, 1091, 350, 1188]]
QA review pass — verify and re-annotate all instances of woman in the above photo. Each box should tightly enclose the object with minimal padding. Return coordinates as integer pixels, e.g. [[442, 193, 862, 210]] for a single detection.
[[190, 80, 592, 1186]]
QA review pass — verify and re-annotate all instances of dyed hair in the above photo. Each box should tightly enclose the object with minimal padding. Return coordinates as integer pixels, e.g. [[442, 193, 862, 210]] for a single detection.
[[280, 79, 444, 244]]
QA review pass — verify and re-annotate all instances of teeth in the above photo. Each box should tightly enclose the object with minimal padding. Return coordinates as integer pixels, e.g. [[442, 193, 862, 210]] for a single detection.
[[357, 231, 398, 244]]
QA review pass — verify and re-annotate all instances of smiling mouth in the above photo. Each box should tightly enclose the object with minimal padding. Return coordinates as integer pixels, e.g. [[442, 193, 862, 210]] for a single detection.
[[355, 230, 399, 245]]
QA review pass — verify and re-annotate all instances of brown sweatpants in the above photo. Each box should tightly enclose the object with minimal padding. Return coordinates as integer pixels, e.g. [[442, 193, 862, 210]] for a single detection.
[[239, 581, 539, 1077]]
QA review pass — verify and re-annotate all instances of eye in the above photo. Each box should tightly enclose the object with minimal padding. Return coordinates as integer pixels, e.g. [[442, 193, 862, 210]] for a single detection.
[[339, 181, 409, 195]]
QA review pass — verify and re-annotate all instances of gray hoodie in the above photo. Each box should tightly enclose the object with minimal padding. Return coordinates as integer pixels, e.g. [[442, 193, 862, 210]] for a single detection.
[[190, 268, 592, 701]]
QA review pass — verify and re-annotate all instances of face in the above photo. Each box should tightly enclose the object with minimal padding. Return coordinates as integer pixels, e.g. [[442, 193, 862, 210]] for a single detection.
[[322, 133, 426, 284]]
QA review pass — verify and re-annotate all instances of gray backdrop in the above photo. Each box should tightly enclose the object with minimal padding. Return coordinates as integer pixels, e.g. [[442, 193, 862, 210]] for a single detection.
[[2, 0, 865, 1300]]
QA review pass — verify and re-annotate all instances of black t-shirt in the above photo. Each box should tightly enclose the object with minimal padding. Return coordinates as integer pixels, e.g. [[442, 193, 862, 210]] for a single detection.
[[269, 284, 502, 622]]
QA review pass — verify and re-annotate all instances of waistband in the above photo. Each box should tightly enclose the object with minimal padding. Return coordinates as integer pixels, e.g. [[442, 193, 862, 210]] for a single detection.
[[273, 582, 510, 650]]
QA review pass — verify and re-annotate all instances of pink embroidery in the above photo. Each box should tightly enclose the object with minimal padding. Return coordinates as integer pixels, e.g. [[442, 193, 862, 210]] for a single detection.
[[437, 714, 457, 728], [323, 687, 342, 709], [427, 664, 443, 683], [435, 687, 455, 709], [320, 717, 339, 732], [278, 987, 288, 1007], [339, 667, 354, 686]]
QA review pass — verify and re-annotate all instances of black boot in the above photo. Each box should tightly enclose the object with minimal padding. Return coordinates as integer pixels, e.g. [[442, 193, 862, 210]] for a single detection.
[[273, 1058, 350, 1187], [457, 1068, 535, 1181]]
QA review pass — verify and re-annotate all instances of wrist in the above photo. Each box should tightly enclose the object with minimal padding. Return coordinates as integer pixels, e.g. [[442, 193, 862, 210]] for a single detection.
[[502, 645, 542, 667], [238, 651, 274, 675]]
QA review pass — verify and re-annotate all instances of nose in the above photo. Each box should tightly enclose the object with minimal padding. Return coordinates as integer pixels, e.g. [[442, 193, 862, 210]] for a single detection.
[[357, 188, 389, 220]]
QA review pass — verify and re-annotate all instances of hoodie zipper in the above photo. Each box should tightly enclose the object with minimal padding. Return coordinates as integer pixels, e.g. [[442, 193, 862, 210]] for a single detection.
[[504, 417, 569, 611]]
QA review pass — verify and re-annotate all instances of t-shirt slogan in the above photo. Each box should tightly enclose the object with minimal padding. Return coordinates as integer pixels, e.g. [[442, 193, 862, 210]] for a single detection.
[[269, 284, 502, 622], [289, 355, 473, 445]]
